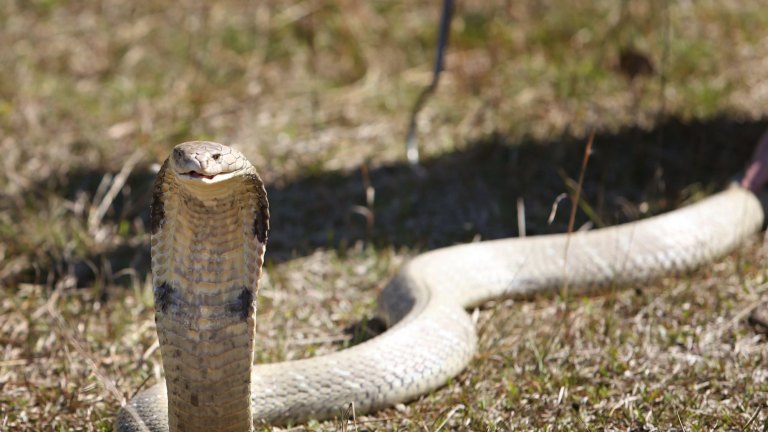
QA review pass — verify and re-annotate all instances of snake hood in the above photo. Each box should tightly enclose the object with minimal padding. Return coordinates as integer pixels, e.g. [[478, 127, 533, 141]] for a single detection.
[[138, 142, 269, 432]]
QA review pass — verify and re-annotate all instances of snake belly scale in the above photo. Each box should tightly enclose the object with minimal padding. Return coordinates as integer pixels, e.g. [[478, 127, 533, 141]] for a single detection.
[[117, 141, 764, 431]]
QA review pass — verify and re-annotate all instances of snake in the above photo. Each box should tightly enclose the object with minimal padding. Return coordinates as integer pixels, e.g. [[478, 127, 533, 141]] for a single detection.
[[116, 141, 765, 431]]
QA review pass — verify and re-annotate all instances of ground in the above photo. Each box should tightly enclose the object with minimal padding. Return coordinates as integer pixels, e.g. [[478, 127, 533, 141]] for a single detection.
[[1, 1, 768, 430]]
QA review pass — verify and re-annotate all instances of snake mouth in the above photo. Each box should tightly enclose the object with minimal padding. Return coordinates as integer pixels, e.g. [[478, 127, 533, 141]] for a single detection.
[[184, 171, 217, 180], [176, 169, 239, 184]]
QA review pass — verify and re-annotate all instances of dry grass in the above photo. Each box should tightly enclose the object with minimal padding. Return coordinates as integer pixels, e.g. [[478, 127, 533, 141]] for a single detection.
[[2, 0, 768, 430]]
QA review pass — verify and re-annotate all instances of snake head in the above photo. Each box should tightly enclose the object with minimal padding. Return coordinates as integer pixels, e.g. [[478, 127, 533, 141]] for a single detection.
[[169, 141, 248, 183]]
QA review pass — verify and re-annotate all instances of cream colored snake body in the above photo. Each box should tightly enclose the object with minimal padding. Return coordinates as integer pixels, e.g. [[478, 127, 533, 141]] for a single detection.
[[117, 141, 764, 431]]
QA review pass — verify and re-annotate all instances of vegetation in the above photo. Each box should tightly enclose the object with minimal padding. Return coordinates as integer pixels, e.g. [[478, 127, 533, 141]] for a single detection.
[[1, 1, 767, 430]]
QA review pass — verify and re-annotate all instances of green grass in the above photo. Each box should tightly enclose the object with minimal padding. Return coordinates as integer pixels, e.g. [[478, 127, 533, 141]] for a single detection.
[[2, 0, 768, 430]]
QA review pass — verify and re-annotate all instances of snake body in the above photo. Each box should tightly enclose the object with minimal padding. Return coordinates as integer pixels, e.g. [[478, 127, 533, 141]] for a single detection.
[[117, 141, 764, 431]]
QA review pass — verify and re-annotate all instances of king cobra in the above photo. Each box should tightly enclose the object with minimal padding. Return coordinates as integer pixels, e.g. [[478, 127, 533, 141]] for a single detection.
[[117, 141, 764, 431]]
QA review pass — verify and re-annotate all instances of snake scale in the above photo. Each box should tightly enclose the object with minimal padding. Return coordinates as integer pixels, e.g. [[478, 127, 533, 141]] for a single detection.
[[116, 141, 765, 431]]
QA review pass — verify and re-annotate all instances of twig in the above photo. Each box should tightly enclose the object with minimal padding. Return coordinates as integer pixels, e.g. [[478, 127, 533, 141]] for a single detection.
[[742, 405, 762, 431], [0, 359, 28, 367], [575, 409, 592, 432], [675, 408, 685, 431], [339, 402, 358, 432], [351, 402, 358, 432], [359, 162, 376, 239], [561, 131, 595, 303], [434, 404, 464, 432], [45, 299, 125, 405], [702, 298, 768, 345], [548, 193, 568, 225], [48, 296, 151, 431], [567, 132, 594, 238], [88, 149, 144, 236]]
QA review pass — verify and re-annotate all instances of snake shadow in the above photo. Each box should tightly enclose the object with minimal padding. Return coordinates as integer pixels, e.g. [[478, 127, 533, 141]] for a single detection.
[[22, 115, 767, 293]]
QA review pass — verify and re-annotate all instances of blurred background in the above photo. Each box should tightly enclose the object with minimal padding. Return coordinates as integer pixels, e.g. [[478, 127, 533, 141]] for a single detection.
[[2, 1, 768, 430]]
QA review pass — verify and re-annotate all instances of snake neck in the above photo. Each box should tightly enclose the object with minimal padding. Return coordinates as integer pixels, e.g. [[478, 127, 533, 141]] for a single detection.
[[150, 162, 268, 432]]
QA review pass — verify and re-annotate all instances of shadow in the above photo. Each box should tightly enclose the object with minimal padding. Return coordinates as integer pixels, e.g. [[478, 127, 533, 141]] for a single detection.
[[267, 115, 764, 259], [12, 115, 767, 289]]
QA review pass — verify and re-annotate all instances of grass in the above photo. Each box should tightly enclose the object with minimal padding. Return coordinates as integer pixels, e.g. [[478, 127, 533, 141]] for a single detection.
[[2, 0, 768, 430]]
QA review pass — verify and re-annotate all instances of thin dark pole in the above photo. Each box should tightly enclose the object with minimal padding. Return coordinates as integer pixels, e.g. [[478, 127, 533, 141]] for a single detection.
[[405, 0, 455, 165]]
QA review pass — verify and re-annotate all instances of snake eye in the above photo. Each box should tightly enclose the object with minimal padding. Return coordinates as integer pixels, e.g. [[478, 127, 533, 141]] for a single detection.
[[212, 153, 221, 161]]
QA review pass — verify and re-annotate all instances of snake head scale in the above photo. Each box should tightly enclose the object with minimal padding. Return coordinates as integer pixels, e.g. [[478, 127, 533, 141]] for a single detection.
[[169, 141, 249, 183]]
